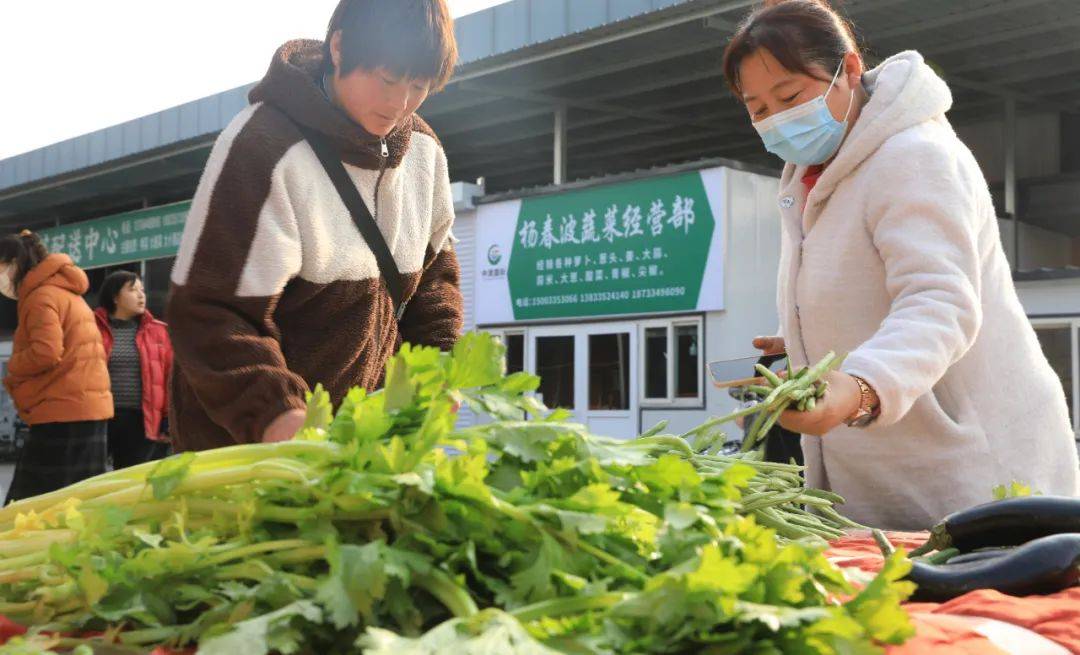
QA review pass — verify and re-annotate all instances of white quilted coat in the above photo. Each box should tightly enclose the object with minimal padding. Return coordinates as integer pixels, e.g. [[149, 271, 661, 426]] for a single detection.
[[775, 51, 1080, 530]]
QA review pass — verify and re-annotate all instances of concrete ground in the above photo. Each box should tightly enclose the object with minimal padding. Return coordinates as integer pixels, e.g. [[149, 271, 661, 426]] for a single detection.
[[0, 462, 12, 500]]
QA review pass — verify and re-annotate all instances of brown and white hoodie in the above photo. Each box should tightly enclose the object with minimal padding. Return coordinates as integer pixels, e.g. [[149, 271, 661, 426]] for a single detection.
[[166, 40, 463, 451]]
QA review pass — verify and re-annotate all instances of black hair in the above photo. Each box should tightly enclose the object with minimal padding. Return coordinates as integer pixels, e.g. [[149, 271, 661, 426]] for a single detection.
[[723, 0, 861, 95], [0, 231, 49, 291], [324, 0, 458, 92], [98, 270, 141, 315]]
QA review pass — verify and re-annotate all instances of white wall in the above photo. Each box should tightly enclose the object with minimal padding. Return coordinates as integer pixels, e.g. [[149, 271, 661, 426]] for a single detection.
[[955, 112, 1061, 184], [1016, 278, 1080, 317], [455, 208, 478, 333], [642, 168, 782, 437]]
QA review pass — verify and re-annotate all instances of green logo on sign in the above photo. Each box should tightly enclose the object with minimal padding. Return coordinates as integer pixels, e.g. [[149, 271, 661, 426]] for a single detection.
[[487, 244, 502, 266], [507, 172, 715, 320]]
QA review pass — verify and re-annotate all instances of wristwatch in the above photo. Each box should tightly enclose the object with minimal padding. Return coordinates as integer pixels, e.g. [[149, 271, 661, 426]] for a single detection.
[[845, 375, 880, 428]]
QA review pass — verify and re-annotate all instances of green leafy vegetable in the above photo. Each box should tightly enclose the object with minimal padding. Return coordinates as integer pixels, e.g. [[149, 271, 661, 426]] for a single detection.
[[0, 333, 911, 654], [992, 480, 1038, 500]]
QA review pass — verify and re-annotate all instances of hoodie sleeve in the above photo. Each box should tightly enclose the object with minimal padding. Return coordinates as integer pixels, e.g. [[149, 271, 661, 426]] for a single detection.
[[841, 134, 983, 428], [398, 145, 463, 351], [166, 104, 309, 444]]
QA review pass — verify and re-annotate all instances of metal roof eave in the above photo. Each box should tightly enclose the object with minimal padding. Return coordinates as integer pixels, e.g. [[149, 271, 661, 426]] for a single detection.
[[0, 0, 715, 197]]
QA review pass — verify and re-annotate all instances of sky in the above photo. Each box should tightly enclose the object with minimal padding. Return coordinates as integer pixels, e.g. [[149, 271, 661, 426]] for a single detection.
[[0, 0, 510, 160]]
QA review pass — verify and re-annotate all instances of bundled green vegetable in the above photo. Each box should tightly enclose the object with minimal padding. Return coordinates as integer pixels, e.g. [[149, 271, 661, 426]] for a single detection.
[[0, 334, 912, 654], [735, 353, 837, 453]]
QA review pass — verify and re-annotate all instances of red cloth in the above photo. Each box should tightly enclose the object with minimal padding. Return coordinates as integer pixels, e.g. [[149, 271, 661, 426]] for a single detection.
[[828, 531, 1080, 654], [0, 616, 26, 642], [94, 307, 173, 441], [802, 165, 824, 192]]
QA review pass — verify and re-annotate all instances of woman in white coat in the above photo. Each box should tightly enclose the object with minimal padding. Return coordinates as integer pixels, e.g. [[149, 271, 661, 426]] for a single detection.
[[723, 0, 1080, 529]]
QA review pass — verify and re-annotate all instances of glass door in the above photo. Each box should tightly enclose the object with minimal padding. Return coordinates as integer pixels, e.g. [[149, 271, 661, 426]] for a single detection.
[[582, 323, 638, 438], [527, 324, 639, 438], [530, 328, 578, 420]]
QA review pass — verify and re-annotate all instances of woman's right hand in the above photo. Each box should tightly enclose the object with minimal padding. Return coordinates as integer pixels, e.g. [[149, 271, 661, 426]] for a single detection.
[[262, 408, 307, 443], [753, 336, 785, 356]]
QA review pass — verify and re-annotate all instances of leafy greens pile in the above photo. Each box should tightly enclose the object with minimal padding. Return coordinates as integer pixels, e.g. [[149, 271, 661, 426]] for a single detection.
[[0, 334, 914, 654]]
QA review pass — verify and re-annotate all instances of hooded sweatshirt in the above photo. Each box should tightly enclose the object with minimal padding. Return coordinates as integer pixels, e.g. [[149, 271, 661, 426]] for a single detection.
[[166, 40, 463, 451], [774, 51, 1080, 530], [4, 254, 113, 425]]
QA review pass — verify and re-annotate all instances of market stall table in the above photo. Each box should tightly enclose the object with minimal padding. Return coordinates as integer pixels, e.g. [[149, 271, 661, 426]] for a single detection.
[[828, 532, 1080, 654]]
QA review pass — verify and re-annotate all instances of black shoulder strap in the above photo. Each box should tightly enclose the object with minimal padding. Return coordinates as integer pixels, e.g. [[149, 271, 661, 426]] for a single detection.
[[297, 126, 407, 321]]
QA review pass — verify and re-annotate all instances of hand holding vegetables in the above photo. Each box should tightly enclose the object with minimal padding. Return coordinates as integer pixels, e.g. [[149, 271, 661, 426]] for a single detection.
[[739, 346, 873, 440], [261, 408, 307, 443], [753, 335, 786, 355], [778, 370, 865, 436]]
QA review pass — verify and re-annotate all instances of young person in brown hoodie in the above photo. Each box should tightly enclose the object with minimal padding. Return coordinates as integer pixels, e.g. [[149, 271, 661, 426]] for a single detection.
[[167, 0, 463, 451], [1, 231, 112, 503]]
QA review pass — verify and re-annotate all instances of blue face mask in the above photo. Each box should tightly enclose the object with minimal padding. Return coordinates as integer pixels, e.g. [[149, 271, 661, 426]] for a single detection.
[[752, 61, 855, 167]]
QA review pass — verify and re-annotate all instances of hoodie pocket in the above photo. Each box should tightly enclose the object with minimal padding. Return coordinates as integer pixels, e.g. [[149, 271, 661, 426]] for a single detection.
[[929, 382, 962, 430], [928, 380, 991, 452]]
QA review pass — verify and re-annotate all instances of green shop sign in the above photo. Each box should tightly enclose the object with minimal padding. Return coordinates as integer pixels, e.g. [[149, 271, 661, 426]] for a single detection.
[[475, 167, 727, 323], [40, 200, 190, 269]]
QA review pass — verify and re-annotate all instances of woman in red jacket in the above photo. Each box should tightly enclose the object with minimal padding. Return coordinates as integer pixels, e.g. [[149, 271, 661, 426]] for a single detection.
[[94, 271, 173, 468]]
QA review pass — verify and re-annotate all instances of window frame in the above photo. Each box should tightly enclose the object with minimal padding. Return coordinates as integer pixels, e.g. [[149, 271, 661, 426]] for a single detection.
[[638, 316, 704, 408], [503, 330, 527, 376], [1030, 317, 1080, 434], [489, 329, 528, 377]]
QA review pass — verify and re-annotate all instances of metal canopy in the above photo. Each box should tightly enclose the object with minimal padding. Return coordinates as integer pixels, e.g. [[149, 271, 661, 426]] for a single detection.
[[1, 0, 1078, 228], [424, 0, 1080, 193]]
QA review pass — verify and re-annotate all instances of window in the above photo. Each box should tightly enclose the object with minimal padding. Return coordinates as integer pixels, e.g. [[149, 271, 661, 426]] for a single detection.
[[1033, 322, 1075, 427], [80, 257, 174, 318], [675, 324, 700, 399], [589, 333, 630, 411], [640, 318, 703, 406], [536, 336, 574, 410], [644, 327, 668, 399], [504, 333, 525, 375]]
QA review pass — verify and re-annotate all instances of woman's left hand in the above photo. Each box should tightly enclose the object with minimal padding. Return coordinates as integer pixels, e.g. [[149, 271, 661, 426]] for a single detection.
[[777, 370, 863, 436]]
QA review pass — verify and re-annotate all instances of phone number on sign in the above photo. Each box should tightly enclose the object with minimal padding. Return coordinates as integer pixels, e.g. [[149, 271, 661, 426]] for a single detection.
[[521, 286, 687, 307], [630, 286, 686, 300]]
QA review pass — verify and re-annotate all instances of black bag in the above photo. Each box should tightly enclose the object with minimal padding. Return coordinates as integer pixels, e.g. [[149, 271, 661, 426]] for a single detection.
[[298, 126, 408, 321], [757, 353, 805, 467]]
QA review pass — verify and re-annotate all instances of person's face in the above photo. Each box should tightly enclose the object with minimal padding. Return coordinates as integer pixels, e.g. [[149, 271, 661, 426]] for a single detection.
[[738, 47, 862, 125], [115, 278, 146, 317], [0, 263, 15, 300], [329, 31, 432, 138]]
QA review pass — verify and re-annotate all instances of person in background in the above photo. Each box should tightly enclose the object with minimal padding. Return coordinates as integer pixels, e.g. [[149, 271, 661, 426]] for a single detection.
[[94, 271, 173, 469], [167, 0, 463, 451], [723, 0, 1080, 529], [1, 231, 112, 503]]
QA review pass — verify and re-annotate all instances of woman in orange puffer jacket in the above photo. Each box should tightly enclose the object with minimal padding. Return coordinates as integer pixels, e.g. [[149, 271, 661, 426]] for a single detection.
[[94, 270, 173, 468], [1, 231, 112, 504]]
